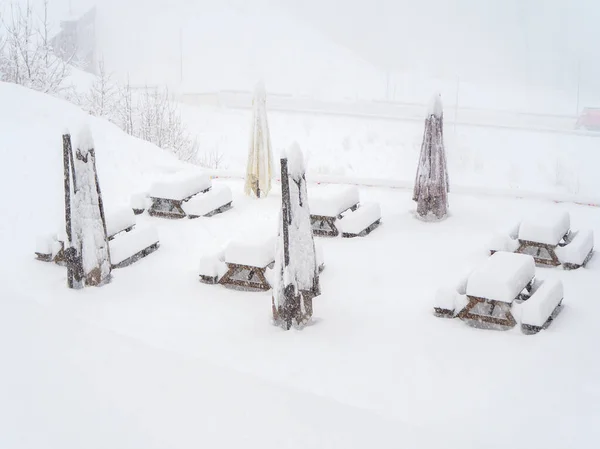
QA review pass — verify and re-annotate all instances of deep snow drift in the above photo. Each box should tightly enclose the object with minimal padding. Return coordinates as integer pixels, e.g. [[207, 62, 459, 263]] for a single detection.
[[2, 82, 600, 449]]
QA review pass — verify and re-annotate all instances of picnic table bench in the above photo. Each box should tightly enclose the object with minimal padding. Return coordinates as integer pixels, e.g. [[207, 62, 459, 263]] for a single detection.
[[106, 208, 136, 240], [109, 225, 160, 268], [309, 185, 360, 237], [130, 192, 149, 215], [182, 184, 233, 218], [36, 207, 160, 269], [337, 202, 382, 238]]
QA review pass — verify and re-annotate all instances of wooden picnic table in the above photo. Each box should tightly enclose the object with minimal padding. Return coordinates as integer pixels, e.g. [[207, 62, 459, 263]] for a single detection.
[[217, 232, 277, 291], [457, 252, 536, 329], [515, 210, 571, 266], [309, 186, 360, 237], [310, 205, 358, 237], [147, 171, 212, 219], [219, 261, 274, 291]]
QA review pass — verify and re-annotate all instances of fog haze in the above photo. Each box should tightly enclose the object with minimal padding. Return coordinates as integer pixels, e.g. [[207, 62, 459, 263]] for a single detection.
[[6, 0, 600, 106]]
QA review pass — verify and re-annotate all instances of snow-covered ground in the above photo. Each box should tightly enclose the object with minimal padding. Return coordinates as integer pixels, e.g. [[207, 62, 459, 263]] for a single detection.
[[2, 82, 600, 448]]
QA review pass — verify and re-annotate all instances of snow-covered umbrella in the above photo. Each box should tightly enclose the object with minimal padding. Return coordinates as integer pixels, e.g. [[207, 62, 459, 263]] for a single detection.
[[413, 93, 449, 220], [244, 80, 273, 198], [272, 142, 320, 330], [64, 125, 111, 288]]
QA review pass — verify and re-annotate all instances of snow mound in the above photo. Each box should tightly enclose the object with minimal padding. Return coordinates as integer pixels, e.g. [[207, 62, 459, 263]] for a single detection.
[[466, 252, 535, 303], [282, 142, 306, 177], [521, 279, 564, 327], [428, 92, 443, 118], [199, 249, 226, 278], [225, 228, 276, 268], [110, 225, 159, 266], [557, 229, 594, 266], [489, 233, 520, 253], [149, 170, 212, 201], [75, 123, 94, 154], [309, 185, 360, 217], [518, 209, 570, 246], [338, 203, 381, 235], [182, 185, 232, 217], [0, 81, 186, 252], [105, 208, 136, 239], [434, 287, 457, 312]]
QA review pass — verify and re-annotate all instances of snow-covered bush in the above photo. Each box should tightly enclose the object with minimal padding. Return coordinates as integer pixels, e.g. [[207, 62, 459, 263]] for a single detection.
[[79, 75, 198, 164], [84, 59, 117, 120], [0, 1, 71, 95], [136, 85, 198, 164], [272, 143, 320, 330]]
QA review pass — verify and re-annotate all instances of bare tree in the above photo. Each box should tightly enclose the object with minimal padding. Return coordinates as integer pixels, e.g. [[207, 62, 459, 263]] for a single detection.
[[136, 85, 198, 163], [84, 59, 117, 119], [0, 0, 71, 94], [197, 147, 226, 170], [115, 75, 135, 136]]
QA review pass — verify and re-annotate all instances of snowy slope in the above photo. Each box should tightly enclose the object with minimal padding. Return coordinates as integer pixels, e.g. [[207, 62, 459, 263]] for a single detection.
[[0, 81, 184, 248]]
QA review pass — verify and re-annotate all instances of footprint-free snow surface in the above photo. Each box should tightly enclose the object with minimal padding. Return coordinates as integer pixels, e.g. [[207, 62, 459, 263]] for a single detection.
[[2, 82, 600, 448]]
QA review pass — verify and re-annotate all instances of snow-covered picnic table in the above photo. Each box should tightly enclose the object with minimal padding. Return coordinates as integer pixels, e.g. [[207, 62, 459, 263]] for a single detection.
[[218, 227, 277, 291], [515, 209, 571, 266], [147, 170, 212, 218], [309, 185, 359, 237], [198, 223, 326, 291], [504, 209, 595, 269], [434, 252, 565, 334], [457, 252, 536, 328]]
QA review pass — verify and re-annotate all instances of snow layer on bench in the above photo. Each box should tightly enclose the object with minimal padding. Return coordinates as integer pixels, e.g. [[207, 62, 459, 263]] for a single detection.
[[489, 233, 520, 253], [149, 170, 212, 201], [337, 202, 381, 235], [106, 208, 136, 238], [434, 287, 457, 311], [35, 233, 56, 254], [225, 229, 276, 268], [130, 192, 149, 210], [110, 226, 159, 266], [518, 209, 570, 246], [556, 229, 594, 265], [309, 185, 360, 217], [182, 185, 232, 217], [199, 249, 226, 277], [521, 279, 563, 327], [466, 252, 535, 303]]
